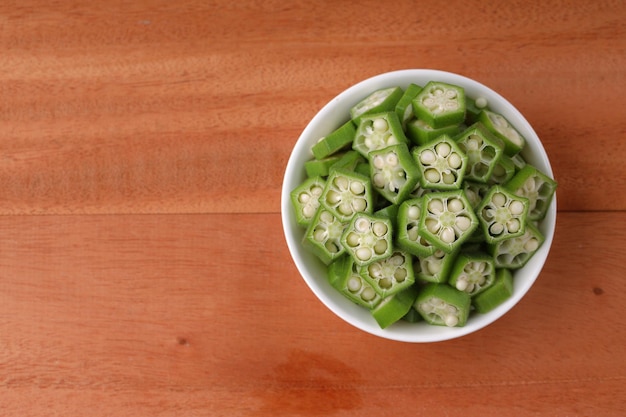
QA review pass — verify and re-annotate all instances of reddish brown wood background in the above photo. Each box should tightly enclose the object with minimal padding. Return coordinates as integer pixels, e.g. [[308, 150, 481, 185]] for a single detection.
[[1, 1, 624, 415]]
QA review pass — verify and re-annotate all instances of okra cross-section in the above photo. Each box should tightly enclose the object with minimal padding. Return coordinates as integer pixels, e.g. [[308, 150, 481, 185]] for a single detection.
[[413, 135, 467, 190], [489, 221, 544, 269], [472, 268, 514, 313], [368, 143, 420, 205], [448, 252, 495, 296], [412, 81, 466, 128], [319, 168, 373, 222], [328, 256, 382, 309], [359, 251, 415, 298], [341, 213, 393, 266], [478, 110, 525, 156], [353, 112, 408, 157], [350, 86, 404, 124], [371, 285, 419, 329], [396, 197, 437, 258], [414, 283, 471, 327], [505, 164, 557, 221], [455, 122, 504, 183], [414, 248, 459, 284], [419, 190, 478, 253], [290, 176, 326, 227], [477, 186, 529, 243], [304, 207, 348, 265]]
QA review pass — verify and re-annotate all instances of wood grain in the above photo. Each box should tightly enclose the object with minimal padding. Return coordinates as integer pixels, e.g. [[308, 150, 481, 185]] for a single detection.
[[0, 1, 625, 416]]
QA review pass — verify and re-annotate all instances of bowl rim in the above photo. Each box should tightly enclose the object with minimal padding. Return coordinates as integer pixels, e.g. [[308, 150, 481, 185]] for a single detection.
[[281, 69, 557, 343]]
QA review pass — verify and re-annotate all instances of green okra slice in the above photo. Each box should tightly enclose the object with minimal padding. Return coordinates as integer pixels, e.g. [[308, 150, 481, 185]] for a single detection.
[[414, 248, 459, 284], [329, 150, 366, 173], [369, 143, 421, 205], [464, 96, 490, 124], [414, 283, 471, 327], [477, 186, 529, 244], [504, 164, 557, 221], [304, 154, 342, 178], [290, 176, 326, 227], [350, 86, 404, 124], [375, 204, 399, 231], [463, 181, 491, 210], [401, 306, 422, 323], [489, 220, 544, 269], [394, 83, 423, 129], [359, 250, 415, 298], [455, 122, 504, 183], [472, 268, 514, 314], [371, 284, 419, 329], [405, 118, 461, 146], [412, 81, 466, 128], [311, 120, 356, 160], [341, 213, 393, 266], [319, 168, 373, 222], [488, 153, 516, 185], [413, 135, 467, 190], [478, 110, 525, 156], [419, 190, 479, 253], [448, 252, 496, 296], [303, 207, 348, 265], [353, 112, 408, 157], [328, 256, 382, 309], [396, 197, 437, 258]]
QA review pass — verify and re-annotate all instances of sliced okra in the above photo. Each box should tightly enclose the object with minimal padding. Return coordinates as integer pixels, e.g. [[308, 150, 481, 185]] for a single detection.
[[472, 268, 513, 313], [371, 285, 419, 329], [489, 220, 544, 269], [396, 197, 437, 258], [465, 96, 490, 124], [412, 81, 466, 128], [413, 135, 467, 190], [359, 250, 415, 298], [488, 153, 516, 185], [414, 248, 458, 284], [477, 186, 529, 244], [304, 207, 348, 265], [394, 83, 422, 128], [463, 180, 491, 210], [455, 122, 504, 183], [478, 110, 525, 156], [419, 190, 479, 253], [330, 150, 366, 172], [505, 164, 557, 221], [319, 168, 373, 222], [328, 256, 382, 309], [448, 252, 495, 296], [405, 118, 461, 146], [414, 283, 471, 327], [290, 176, 326, 227], [353, 112, 408, 157], [510, 153, 527, 171], [375, 204, 399, 231], [350, 86, 404, 124], [401, 306, 422, 323], [304, 154, 342, 178], [369, 143, 421, 205], [341, 213, 393, 266], [311, 120, 356, 160]]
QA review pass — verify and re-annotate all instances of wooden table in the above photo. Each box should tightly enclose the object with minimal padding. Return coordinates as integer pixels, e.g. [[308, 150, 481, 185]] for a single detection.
[[1, 1, 624, 415]]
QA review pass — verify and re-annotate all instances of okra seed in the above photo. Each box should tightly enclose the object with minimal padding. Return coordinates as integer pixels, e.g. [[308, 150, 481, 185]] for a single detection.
[[374, 239, 388, 254], [490, 222, 504, 236], [394, 268, 407, 281], [467, 136, 480, 150], [448, 153, 462, 169], [350, 181, 365, 195], [455, 215, 471, 231], [372, 222, 388, 236], [428, 199, 444, 214], [338, 202, 352, 216], [326, 190, 341, 204], [525, 238, 539, 252], [442, 171, 456, 184], [420, 302, 434, 313], [311, 186, 323, 196], [361, 287, 376, 301], [425, 168, 441, 183], [368, 263, 382, 277], [407, 228, 419, 241], [448, 198, 464, 213], [456, 278, 468, 291], [426, 260, 441, 274], [386, 153, 399, 166], [298, 193, 310, 203], [440, 227, 456, 243], [509, 200, 525, 215], [507, 219, 521, 233], [347, 277, 361, 292], [302, 205, 316, 218], [420, 149, 436, 165], [492, 192, 507, 207], [314, 229, 326, 242], [325, 241, 339, 253], [425, 218, 440, 233], [373, 118, 388, 132], [444, 314, 458, 327], [436, 142, 451, 157], [373, 173, 386, 188], [408, 206, 420, 220], [334, 176, 349, 191], [390, 255, 404, 266], [379, 278, 392, 289], [475, 97, 488, 108], [356, 247, 372, 261], [346, 232, 360, 247], [320, 210, 333, 223], [445, 90, 457, 99], [373, 155, 385, 169], [351, 198, 367, 213], [355, 217, 370, 232], [466, 283, 475, 293]]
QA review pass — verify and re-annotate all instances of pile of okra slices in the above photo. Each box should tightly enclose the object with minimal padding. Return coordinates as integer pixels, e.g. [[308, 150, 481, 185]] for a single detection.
[[291, 81, 557, 329]]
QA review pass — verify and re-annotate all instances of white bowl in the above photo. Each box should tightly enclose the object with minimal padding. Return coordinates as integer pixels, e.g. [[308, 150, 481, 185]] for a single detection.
[[281, 69, 556, 342]]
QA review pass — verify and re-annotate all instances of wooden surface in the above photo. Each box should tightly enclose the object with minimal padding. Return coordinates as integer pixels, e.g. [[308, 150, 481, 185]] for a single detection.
[[1, 1, 625, 415]]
